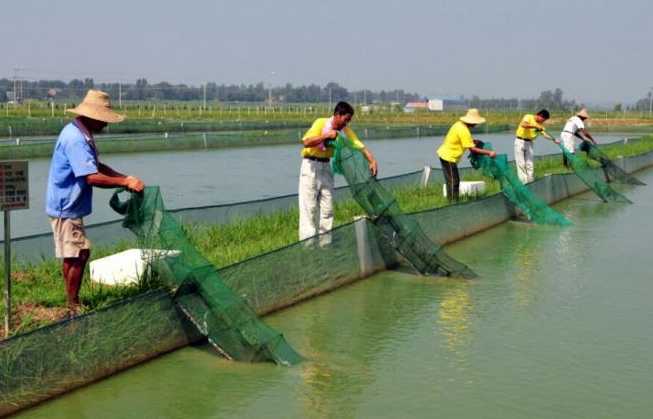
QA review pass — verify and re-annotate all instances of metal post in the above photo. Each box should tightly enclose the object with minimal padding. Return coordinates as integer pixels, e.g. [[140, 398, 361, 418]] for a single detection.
[[4, 210, 11, 337], [353, 216, 374, 277], [420, 165, 431, 188]]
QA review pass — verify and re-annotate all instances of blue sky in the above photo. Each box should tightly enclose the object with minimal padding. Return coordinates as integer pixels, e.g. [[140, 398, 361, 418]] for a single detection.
[[2, 0, 652, 104]]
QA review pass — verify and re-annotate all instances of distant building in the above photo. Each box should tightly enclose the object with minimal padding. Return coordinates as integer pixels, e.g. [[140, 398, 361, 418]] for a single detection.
[[403, 99, 444, 112], [427, 99, 443, 111]]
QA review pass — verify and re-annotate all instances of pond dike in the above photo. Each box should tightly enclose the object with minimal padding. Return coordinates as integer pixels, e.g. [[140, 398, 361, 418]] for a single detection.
[[1, 146, 652, 416]]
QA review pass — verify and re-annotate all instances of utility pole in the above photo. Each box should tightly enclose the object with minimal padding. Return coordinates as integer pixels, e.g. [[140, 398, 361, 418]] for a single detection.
[[267, 71, 276, 107], [203, 83, 207, 111], [649, 87, 653, 117], [118, 82, 122, 108], [12, 67, 25, 104]]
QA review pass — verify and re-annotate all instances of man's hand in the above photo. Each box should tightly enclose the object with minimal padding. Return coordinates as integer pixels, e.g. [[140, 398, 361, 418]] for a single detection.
[[488, 151, 497, 158], [369, 159, 378, 177], [324, 130, 338, 140], [125, 176, 145, 192], [554, 139, 561, 145]]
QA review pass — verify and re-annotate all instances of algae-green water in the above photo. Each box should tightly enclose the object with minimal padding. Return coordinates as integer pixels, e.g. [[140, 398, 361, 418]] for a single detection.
[[17, 169, 653, 418]]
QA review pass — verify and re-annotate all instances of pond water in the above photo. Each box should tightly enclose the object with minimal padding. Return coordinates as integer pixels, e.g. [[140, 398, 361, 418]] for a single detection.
[[5, 132, 634, 237], [16, 168, 653, 419]]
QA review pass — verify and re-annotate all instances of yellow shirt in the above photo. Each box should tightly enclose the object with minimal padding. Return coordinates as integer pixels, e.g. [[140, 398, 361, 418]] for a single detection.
[[437, 121, 475, 163], [515, 114, 543, 141], [301, 117, 365, 159]]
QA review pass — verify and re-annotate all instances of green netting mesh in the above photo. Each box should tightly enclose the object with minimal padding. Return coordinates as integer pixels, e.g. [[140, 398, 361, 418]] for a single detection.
[[469, 142, 571, 226], [109, 186, 302, 365], [559, 144, 632, 204], [581, 142, 646, 185], [332, 135, 476, 278]]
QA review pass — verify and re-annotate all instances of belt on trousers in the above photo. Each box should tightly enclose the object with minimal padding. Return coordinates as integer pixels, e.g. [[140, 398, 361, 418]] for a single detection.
[[304, 156, 330, 163], [516, 136, 534, 141]]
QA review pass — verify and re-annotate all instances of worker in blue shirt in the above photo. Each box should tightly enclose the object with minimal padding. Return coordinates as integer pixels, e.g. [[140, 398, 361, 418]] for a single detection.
[[46, 89, 144, 315]]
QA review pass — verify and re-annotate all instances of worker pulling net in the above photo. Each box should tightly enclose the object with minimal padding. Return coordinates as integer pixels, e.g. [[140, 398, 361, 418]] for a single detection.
[[109, 187, 302, 366], [559, 144, 632, 204], [332, 135, 476, 278], [579, 141, 646, 185], [469, 141, 571, 226]]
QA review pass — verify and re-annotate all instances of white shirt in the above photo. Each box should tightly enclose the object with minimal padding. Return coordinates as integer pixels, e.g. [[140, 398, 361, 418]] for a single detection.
[[562, 116, 585, 135]]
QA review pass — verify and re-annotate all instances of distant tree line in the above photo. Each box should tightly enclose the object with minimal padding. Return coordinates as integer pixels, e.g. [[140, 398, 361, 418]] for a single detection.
[[0, 78, 421, 104], [632, 92, 653, 111], [2, 78, 649, 112], [463, 88, 578, 111]]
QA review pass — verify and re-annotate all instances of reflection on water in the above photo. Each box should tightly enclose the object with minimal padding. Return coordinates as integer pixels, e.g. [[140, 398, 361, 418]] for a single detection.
[[437, 283, 473, 352], [15, 169, 653, 419]]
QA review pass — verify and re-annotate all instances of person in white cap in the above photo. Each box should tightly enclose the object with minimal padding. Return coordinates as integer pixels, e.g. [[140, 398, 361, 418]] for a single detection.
[[560, 108, 596, 167], [437, 109, 497, 201], [299, 101, 378, 243], [45, 89, 144, 315]]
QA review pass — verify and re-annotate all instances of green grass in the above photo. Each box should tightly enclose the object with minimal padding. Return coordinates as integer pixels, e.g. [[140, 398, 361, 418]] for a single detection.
[[1, 135, 652, 336]]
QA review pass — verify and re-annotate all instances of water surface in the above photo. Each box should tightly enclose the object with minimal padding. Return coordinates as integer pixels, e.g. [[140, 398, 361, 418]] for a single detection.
[[5, 132, 634, 237], [17, 168, 653, 419]]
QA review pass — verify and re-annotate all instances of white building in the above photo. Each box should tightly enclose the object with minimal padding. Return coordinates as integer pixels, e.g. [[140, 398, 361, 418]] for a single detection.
[[403, 98, 444, 113]]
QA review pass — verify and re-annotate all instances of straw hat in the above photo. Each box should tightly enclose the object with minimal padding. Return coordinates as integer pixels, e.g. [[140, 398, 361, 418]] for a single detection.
[[460, 108, 486, 125], [67, 89, 125, 123], [576, 108, 590, 119]]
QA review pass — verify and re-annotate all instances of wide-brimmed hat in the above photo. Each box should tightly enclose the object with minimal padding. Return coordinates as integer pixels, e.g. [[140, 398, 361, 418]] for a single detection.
[[460, 108, 486, 125], [576, 108, 590, 119], [67, 89, 125, 123]]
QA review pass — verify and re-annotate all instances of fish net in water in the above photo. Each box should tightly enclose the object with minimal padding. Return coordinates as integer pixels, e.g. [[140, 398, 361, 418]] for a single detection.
[[469, 141, 571, 226], [560, 144, 632, 204], [579, 141, 646, 186], [332, 135, 476, 278], [110, 187, 302, 365]]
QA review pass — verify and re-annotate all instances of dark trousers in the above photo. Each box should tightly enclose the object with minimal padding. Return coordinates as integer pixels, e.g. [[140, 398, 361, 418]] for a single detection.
[[440, 158, 460, 201]]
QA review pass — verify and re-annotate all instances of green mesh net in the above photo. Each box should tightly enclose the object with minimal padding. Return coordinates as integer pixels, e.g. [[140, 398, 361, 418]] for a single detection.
[[559, 144, 632, 204], [332, 135, 476, 278], [580, 141, 646, 185], [109, 187, 302, 365], [469, 142, 571, 226]]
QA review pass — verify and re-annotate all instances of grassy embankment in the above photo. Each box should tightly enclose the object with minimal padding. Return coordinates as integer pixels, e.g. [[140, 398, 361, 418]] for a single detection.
[[2, 101, 652, 138], [1, 136, 652, 336]]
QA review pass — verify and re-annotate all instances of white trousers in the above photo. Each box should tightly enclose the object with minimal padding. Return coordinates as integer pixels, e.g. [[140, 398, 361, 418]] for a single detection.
[[298, 159, 334, 242], [514, 138, 535, 184], [561, 132, 575, 153]]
